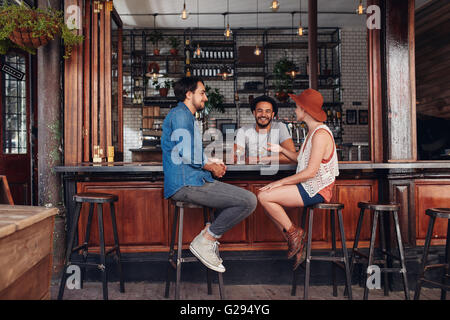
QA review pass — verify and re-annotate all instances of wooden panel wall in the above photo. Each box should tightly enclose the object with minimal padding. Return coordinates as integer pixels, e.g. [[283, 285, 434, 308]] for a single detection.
[[64, 0, 84, 165], [415, 180, 450, 246], [415, 1, 450, 119], [76, 179, 379, 252]]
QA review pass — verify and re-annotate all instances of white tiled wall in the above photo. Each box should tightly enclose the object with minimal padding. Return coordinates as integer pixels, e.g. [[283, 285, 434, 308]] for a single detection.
[[123, 28, 369, 162]]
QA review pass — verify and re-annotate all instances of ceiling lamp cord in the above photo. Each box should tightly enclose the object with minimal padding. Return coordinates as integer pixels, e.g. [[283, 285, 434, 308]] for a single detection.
[[254, 0, 261, 56]]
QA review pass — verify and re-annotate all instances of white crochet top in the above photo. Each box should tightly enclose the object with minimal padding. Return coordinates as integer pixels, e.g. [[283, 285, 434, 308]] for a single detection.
[[296, 125, 339, 197]]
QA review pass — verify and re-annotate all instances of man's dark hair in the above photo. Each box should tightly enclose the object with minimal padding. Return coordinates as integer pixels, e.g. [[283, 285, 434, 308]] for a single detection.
[[173, 76, 204, 102], [250, 95, 278, 116]]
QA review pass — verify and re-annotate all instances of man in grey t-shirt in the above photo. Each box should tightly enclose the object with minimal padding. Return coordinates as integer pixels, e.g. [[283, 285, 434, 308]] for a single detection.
[[234, 95, 296, 164]]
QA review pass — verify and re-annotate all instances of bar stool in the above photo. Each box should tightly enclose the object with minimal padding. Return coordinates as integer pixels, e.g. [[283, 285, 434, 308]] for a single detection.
[[164, 200, 225, 300], [58, 193, 125, 300], [291, 203, 353, 300], [347, 202, 409, 300], [414, 208, 450, 300]]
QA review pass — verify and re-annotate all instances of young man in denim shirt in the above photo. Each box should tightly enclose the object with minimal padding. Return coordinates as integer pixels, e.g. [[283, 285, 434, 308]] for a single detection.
[[162, 77, 257, 273]]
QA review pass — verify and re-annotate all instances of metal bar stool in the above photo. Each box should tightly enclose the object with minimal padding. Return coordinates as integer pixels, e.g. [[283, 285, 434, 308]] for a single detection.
[[164, 200, 225, 300], [414, 208, 450, 300], [58, 193, 125, 300], [291, 203, 353, 300], [347, 202, 409, 300]]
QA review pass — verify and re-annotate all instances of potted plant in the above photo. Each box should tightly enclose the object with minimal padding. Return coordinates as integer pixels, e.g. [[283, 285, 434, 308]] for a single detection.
[[204, 85, 225, 115], [167, 36, 181, 56], [153, 79, 172, 97], [0, 3, 83, 59], [149, 30, 163, 55], [272, 56, 296, 103]]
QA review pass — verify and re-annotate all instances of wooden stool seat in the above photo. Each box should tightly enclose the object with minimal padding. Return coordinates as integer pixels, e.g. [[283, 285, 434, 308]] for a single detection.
[[426, 208, 450, 219], [414, 207, 450, 300], [58, 192, 124, 300], [358, 201, 400, 211], [313, 203, 344, 210], [172, 200, 204, 209], [165, 199, 225, 300], [74, 193, 118, 203]]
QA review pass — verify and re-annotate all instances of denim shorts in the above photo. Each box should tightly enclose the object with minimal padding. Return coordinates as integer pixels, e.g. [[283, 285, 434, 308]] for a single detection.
[[296, 183, 324, 207]]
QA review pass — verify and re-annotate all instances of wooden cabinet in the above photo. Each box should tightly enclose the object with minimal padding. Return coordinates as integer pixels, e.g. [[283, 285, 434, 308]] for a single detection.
[[76, 178, 379, 252]]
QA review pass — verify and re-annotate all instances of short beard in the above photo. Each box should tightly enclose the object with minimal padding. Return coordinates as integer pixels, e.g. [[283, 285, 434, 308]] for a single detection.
[[256, 118, 272, 128]]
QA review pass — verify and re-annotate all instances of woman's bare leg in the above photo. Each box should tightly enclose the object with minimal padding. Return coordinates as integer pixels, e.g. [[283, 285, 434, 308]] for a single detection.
[[257, 185, 304, 233]]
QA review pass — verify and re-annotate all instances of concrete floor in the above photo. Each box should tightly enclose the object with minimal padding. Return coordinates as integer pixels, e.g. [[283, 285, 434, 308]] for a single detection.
[[51, 280, 446, 300]]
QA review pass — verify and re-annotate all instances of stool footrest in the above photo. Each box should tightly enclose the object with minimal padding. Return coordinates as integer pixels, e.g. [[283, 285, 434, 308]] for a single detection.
[[69, 262, 105, 269], [424, 263, 450, 272], [379, 268, 407, 273], [180, 257, 198, 263], [71, 243, 88, 253], [105, 246, 119, 256], [310, 256, 345, 262], [419, 278, 450, 291]]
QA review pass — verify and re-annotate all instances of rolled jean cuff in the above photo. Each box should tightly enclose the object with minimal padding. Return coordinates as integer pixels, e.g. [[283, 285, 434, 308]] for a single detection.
[[207, 226, 222, 239]]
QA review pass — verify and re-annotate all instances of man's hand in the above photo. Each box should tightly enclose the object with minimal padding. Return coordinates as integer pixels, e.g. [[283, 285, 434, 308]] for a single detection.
[[203, 159, 227, 178]]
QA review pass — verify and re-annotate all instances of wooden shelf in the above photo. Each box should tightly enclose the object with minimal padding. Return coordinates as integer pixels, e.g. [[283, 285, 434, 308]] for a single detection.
[[236, 63, 265, 68], [192, 40, 234, 47], [265, 41, 340, 49], [237, 72, 265, 77], [237, 89, 266, 94], [146, 55, 184, 61], [191, 58, 235, 64]]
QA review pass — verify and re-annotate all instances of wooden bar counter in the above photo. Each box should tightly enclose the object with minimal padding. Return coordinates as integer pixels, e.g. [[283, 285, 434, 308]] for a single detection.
[[55, 162, 450, 255], [0, 205, 58, 299]]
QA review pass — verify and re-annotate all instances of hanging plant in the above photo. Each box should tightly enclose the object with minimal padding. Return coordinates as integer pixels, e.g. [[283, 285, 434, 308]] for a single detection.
[[272, 56, 296, 102], [204, 85, 225, 115], [0, 3, 83, 59]]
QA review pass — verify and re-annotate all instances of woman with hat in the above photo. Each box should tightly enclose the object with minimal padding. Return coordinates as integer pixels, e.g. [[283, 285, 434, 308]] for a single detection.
[[257, 88, 339, 270]]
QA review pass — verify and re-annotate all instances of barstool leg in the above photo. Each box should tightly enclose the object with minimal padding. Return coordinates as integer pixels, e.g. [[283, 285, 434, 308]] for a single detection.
[[203, 208, 213, 295], [165, 205, 179, 298], [337, 209, 353, 300], [441, 221, 450, 300], [58, 202, 82, 300], [330, 210, 337, 297], [110, 202, 125, 293], [364, 211, 379, 300], [378, 211, 389, 296], [304, 208, 314, 300], [291, 207, 308, 296], [209, 208, 226, 300], [80, 203, 94, 289], [175, 207, 184, 300], [392, 211, 409, 300], [414, 215, 436, 300], [96, 204, 108, 300], [345, 207, 364, 296]]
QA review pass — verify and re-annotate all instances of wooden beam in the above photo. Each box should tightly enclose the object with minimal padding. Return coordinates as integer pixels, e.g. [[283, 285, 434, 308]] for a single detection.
[[91, 5, 98, 152], [83, 0, 91, 162], [118, 27, 123, 154], [105, 2, 112, 149], [308, 0, 318, 89], [99, 5, 106, 153]]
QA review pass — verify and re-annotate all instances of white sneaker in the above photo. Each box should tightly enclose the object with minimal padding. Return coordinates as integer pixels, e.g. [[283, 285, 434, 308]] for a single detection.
[[189, 231, 226, 273]]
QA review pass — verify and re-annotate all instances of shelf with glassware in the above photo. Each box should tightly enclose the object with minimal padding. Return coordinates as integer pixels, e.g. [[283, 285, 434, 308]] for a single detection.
[[184, 38, 236, 81]]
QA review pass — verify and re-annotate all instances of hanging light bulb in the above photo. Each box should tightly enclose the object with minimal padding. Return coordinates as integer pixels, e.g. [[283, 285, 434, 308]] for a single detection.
[[224, 23, 233, 38], [356, 0, 365, 15], [195, 43, 202, 56], [286, 69, 299, 79], [270, 0, 280, 11], [180, 0, 189, 20], [218, 65, 231, 80], [254, 45, 261, 56], [298, 0, 303, 36]]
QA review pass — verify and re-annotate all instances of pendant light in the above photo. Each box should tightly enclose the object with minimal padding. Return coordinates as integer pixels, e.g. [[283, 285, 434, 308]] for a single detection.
[[195, 0, 202, 56], [270, 0, 280, 12], [298, 0, 303, 36], [218, 65, 231, 80], [286, 12, 299, 79], [254, 0, 261, 56], [356, 0, 365, 15], [146, 15, 163, 79], [224, 0, 232, 38], [180, 0, 189, 20]]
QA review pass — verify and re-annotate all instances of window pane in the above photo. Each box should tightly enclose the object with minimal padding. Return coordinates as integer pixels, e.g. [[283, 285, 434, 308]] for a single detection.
[[2, 53, 27, 154]]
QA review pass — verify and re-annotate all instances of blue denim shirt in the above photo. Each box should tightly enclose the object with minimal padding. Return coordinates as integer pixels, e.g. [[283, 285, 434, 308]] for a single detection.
[[162, 102, 213, 198]]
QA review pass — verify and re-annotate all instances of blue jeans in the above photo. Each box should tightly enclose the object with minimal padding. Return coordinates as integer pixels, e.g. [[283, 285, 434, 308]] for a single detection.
[[171, 180, 257, 238]]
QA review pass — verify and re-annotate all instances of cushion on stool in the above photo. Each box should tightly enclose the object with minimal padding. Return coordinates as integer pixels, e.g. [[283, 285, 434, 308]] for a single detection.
[[312, 203, 344, 210], [426, 208, 450, 219], [358, 202, 399, 211], [171, 199, 205, 209]]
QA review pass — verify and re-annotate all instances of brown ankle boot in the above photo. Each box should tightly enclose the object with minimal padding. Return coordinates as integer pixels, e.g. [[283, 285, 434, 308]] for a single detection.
[[293, 239, 307, 270], [284, 225, 306, 259]]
